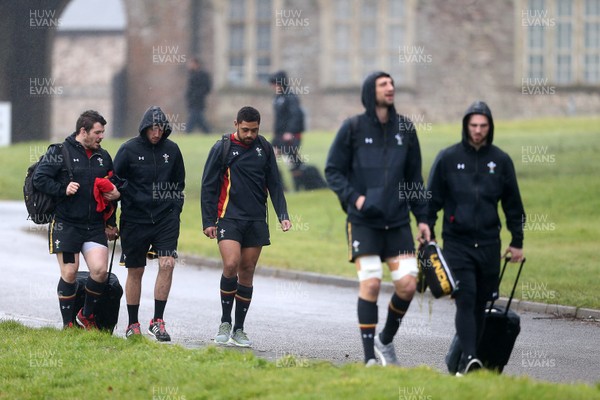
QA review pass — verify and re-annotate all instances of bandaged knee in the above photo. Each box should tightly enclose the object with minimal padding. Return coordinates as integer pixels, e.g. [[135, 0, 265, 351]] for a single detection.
[[391, 257, 418, 281], [357, 256, 383, 281]]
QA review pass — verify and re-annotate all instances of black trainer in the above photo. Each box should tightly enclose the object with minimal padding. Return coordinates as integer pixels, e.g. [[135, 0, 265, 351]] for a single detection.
[[148, 318, 171, 342]]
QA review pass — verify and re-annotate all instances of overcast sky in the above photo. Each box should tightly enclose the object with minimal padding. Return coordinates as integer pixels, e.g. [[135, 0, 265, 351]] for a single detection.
[[59, 0, 126, 30]]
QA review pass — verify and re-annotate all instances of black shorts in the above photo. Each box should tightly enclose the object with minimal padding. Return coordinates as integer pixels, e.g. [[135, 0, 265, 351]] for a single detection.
[[216, 218, 270, 248], [48, 218, 107, 254], [120, 211, 180, 268], [346, 222, 415, 263]]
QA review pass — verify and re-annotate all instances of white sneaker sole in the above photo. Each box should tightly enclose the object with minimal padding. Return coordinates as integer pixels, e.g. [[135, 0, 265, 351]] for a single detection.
[[228, 337, 252, 348]]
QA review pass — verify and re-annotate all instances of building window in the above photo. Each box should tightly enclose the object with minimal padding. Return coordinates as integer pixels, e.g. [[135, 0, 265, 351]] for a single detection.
[[225, 0, 274, 86], [322, 0, 414, 87], [520, 0, 600, 85]]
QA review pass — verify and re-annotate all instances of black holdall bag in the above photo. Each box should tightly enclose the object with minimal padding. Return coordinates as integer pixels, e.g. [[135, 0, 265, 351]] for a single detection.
[[71, 240, 123, 333], [417, 241, 458, 298]]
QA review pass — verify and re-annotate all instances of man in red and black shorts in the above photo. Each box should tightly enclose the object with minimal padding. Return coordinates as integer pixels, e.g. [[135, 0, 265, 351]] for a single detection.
[[201, 106, 291, 347]]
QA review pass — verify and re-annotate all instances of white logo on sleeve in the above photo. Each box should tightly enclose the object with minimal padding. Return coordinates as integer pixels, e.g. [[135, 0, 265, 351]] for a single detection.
[[457, 163, 465, 169]]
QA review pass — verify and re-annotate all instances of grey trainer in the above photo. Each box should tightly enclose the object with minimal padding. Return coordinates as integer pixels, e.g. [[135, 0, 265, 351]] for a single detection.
[[374, 335, 400, 366], [214, 322, 232, 344], [229, 328, 252, 347]]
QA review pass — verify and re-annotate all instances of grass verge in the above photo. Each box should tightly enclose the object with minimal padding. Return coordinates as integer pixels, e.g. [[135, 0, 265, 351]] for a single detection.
[[1, 321, 598, 399]]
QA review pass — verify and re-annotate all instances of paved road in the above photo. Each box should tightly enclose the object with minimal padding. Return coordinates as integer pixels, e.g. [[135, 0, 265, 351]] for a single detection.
[[1, 201, 598, 385]]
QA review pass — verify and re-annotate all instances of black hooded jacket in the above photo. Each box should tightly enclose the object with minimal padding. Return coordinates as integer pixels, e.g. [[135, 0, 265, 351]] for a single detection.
[[33, 133, 117, 228], [113, 106, 185, 224], [325, 71, 427, 229], [426, 101, 525, 248]]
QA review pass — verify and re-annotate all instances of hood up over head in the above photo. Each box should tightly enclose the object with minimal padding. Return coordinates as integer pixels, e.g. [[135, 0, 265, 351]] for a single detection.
[[138, 106, 173, 140], [361, 71, 397, 120], [462, 100, 494, 146]]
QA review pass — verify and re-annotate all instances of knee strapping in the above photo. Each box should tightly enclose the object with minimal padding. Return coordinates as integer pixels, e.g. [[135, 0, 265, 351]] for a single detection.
[[391, 257, 418, 281], [357, 256, 382, 281]]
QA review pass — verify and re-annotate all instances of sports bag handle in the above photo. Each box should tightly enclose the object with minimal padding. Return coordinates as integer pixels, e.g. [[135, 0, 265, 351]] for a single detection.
[[488, 256, 526, 315]]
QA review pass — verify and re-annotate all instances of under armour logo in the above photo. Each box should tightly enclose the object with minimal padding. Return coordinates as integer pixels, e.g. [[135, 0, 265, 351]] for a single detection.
[[352, 240, 360, 252], [73, 158, 79, 163], [163, 153, 170, 163], [220, 229, 226, 238], [365, 138, 373, 144], [395, 133, 403, 145], [61, 305, 71, 310], [139, 156, 144, 161], [233, 151, 239, 156], [256, 147, 263, 157], [457, 163, 465, 169], [362, 333, 373, 339], [487, 161, 496, 174]]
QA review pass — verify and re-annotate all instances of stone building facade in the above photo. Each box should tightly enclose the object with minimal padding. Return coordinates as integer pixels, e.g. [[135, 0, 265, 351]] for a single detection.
[[50, 0, 600, 139]]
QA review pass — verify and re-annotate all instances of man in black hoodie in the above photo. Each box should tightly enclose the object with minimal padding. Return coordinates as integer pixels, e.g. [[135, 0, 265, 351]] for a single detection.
[[325, 72, 430, 367], [427, 101, 525, 375], [33, 110, 120, 330], [113, 106, 186, 341]]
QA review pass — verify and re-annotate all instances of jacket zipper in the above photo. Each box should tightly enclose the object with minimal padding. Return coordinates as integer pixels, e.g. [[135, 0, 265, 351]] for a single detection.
[[151, 146, 157, 224], [474, 150, 479, 247]]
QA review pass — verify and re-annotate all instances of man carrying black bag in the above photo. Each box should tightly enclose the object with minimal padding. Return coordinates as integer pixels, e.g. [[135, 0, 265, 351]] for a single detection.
[[427, 101, 525, 375], [33, 110, 120, 330]]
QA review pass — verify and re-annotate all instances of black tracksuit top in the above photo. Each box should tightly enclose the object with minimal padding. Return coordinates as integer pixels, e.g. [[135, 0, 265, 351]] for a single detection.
[[201, 133, 289, 229], [325, 72, 428, 229], [113, 106, 186, 224], [427, 101, 525, 248], [33, 133, 116, 228]]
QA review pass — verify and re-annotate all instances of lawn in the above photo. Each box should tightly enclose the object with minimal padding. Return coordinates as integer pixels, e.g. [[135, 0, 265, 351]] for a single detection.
[[1, 321, 598, 400], [3, 116, 599, 308]]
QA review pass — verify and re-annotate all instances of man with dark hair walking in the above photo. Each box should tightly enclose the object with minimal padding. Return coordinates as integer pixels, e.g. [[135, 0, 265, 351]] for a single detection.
[[33, 110, 120, 329], [325, 72, 430, 366], [114, 106, 186, 341], [427, 100, 525, 375], [201, 106, 291, 347]]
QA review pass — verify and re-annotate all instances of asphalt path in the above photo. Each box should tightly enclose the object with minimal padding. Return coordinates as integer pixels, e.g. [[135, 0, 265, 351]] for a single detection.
[[1, 201, 598, 385]]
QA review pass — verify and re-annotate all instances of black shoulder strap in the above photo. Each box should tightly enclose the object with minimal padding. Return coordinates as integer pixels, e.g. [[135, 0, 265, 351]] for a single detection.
[[59, 143, 74, 181], [220, 134, 231, 173]]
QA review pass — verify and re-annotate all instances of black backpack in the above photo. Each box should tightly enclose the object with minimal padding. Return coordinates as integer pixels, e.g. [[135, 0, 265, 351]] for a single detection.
[[23, 143, 73, 224]]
